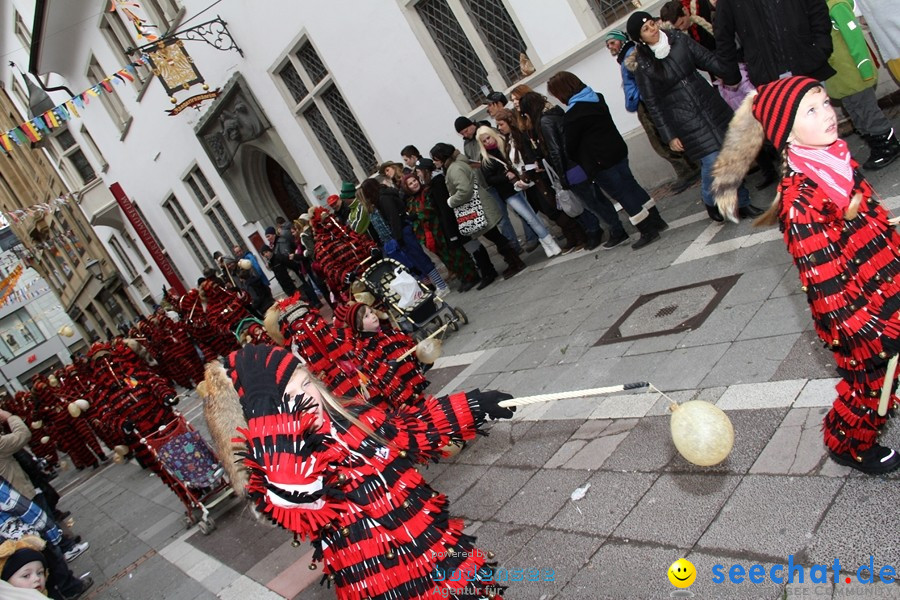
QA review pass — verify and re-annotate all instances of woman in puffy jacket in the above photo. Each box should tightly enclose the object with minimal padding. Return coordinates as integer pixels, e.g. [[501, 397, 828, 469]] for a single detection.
[[626, 11, 760, 222]]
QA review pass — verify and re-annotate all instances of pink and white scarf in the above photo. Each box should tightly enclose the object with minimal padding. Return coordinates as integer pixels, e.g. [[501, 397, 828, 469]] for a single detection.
[[787, 139, 854, 209]]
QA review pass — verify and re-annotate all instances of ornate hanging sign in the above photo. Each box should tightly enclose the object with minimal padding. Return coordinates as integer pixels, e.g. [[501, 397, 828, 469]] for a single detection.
[[145, 38, 209, 104]]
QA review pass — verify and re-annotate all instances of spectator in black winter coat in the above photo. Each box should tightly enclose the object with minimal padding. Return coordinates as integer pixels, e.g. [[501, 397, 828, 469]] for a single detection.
[[547, 71, 666, 250], [626, 12, 761, 222], [713, 0, 834, 88]]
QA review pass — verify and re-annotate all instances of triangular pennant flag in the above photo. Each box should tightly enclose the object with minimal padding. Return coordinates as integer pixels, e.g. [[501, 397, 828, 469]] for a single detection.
[[9, 128, 27, 145], [70, 96, 84, 111], [20, 122, 40, 143], [53, 106, 69, 122], [99, 79, 113, 93], [0, 134, 10, 154], [31, 118, 49, 134], [124, 64, 137, 78]]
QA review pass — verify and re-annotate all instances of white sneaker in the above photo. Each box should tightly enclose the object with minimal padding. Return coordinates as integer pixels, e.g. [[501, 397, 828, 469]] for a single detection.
[[64, 541, 89, 562], [435, 287, 451, 299]]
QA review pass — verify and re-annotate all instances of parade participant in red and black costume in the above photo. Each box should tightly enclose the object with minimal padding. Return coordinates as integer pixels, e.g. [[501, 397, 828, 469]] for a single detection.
[[310, 207, 376, 302], [151, 309, 205, 386], [5, 391, 58, 470], [30, 374, 99, 471], [86, 340, 198, 505], [204, 345, 512, 599], [54, 364, 107, 464], [200, 278, 251, 349], [334, 302, 428, 408], [714, 76, 900, 473], [264, 294, 365, 399], [175, 286, 229, 362]]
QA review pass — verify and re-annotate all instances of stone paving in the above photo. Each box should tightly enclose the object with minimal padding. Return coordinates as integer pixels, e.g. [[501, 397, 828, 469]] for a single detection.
[[46, 119, 900, 599]]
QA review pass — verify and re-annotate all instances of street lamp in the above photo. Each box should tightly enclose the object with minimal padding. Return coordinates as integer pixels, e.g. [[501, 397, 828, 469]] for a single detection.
[[85, 258, 103, 281]]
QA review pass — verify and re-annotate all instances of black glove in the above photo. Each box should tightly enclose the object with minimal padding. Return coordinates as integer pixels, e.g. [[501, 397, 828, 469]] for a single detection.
[[343, 270, 357, 286], [163, 394, 180, 407], [122, 420, 136, 435], [370, 247, 382, 261], [470, 389, 515, 420]]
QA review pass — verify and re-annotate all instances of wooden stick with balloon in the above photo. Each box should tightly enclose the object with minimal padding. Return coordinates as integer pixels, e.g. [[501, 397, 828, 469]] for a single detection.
[[496, 382, 735, 466]]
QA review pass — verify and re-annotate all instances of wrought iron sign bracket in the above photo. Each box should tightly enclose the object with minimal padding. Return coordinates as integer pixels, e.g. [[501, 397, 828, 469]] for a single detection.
[[133, 16, 243, 57]]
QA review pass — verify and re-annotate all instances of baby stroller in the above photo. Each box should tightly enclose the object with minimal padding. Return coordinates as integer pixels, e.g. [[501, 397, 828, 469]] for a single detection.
[[360, 257, 467, 341], [138, 413, 233, 535]]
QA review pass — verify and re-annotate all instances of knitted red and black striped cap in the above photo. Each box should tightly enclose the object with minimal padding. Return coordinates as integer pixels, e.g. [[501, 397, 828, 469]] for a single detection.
[[752, 76, 822, 152], [225, 344, 300, 419]]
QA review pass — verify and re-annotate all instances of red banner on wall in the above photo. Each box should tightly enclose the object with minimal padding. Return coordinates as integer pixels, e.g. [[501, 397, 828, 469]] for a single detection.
[[109, 182, 187, 296]]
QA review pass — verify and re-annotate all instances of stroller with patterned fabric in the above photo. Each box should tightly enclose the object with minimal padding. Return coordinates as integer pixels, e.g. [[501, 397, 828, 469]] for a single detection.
[[138, 413, 233, 534]]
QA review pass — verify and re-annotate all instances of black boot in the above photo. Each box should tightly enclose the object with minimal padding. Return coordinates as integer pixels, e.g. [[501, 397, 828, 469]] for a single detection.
[[706, 204, 724, 222], [648, 206, 669, 231], [472, 245, 497, 290], [863, 128, 900, 171], [500, 247, 527, 279], [631, 218, 660, 250]]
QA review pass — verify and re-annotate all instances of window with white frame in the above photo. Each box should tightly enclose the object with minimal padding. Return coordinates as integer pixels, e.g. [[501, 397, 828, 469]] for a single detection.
[[108, 236, 138, 280], [413, 0, 529, 108], [276, 38, 377, 183], [120, 230, 148, 267], [586, 0, 635, 27], [79, 125, 108, 172], [183, 166, 243, 250], [10, 79, 28, 113], [142, 0, 183, 32], [45, 128, 97, 189], [14, 10, 31, 48], [132, 202, 185, 283], [88, 55, 131, 131], [163, 194, 214, 271], [100, 10, 151, 85]]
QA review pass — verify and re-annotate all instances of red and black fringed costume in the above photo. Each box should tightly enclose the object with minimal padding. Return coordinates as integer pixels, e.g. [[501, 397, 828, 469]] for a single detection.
[[274, 294, 366, 399], [145, 313, 205, 387], [201, 279, 251, 347], [55, 365, 106, 462], [9, 391, 59, 468], [311, 207, 376, 301], [86, 341, 196, 505], [780, 168, 900, 461], [175, 289, 222, 362], [31, 375, 99, 470], [223, 345, 506, 599], [346, 327, 428, 408]]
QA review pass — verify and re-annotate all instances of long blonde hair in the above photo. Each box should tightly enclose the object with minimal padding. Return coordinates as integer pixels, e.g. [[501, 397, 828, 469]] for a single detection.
[[476, 125, 509, 167], [305, 368, 391, 447]]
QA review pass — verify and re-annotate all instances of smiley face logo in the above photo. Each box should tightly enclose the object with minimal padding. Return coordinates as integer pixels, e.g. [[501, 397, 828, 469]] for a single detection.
[[668, 558, 696, 588]]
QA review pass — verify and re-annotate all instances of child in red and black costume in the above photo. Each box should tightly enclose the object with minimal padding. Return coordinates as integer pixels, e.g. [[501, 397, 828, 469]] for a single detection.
[[714, 76, 900, 473], [205, 344, 512, 599], [30, 374, 99, 471], [334, 302, 428, 408]]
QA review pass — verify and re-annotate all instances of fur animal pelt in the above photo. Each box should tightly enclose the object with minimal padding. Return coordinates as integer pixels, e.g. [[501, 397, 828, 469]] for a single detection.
[[199, 360, 249, 497], [712, 91, 765, 222]]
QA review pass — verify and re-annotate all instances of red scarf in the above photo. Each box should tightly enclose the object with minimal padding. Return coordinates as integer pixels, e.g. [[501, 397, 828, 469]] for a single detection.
[[787, 139, 854, 210]]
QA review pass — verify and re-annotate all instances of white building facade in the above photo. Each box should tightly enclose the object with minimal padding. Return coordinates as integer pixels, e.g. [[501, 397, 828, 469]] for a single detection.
[[4, 0, 896, 307]]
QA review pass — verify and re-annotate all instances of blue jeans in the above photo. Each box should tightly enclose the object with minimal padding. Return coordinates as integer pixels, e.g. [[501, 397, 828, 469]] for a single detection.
[[700, 151, 750, 208], [572, 180, 626, 236], [505, 191, 549, 239], [591, 157, 651, 221], [489, 188, 526, 250]]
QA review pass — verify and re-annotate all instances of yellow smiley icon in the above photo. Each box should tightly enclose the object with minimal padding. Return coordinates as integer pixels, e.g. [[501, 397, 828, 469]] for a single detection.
[[668, 558, 696, 588]]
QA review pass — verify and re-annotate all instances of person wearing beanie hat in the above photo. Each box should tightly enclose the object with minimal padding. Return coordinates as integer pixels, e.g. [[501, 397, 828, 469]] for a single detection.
[[626, 8, 761, 223], [203, 344, 515, 598], [713, 77, 900, 474], [453, 115, 473, 134], [0, 545, 47, 595]]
